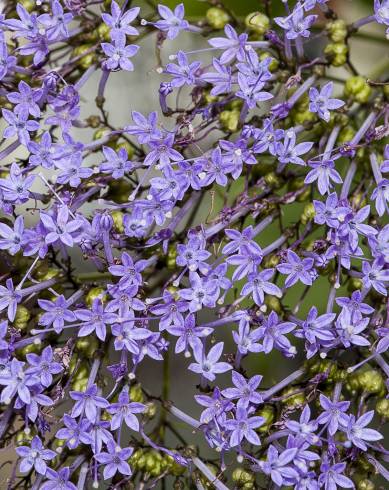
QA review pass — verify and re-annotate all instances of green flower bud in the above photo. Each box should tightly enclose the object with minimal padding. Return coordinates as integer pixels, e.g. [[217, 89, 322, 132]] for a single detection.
[[260, 52, 279, 72], [219, 110, 240, 132], [85, 115, 101, 129], [115, 140, 135, 159], [232, 467, 255, 487], [264, 295, 282, 314], [111, 210, 124, 233], [281, 387, 305, 407], [165, 454, 186, 476], [357, 479, 375, 490], [288, 176, 305, 191], [167, 244, 178, 269], [345, 373, 361, 395], [264, 171, 283, 189], [16, 429, 34, 446], [347, 277, 363, 292], [256, 405, 275, 433], [86, 287, 107, 307], [338, 126, 356, 144], [376, 398, 389, 419], [262, 254, 280, 268], [301, 203, 316, 225], [13, 305, 31, 330], [75, 336, 99, 357], [327, 20, 348, 42], [324, 42, 348, 67], [384, 84, 389, 99], [245, 12, 270, 35], [107, 180, 133, 203], [19, 0, 35, 12], [144, 401, 157, 419], [357, 369, 385, 394], [296, 187, 312, 203], [292, 108, 317, 125], [130, 383, 144, 403], [344, 76, 372, 103], [206, 7, 229, 30], [97, 22, 111, 41], [73, 44, 97, 70], [16, 341, 42, 358]]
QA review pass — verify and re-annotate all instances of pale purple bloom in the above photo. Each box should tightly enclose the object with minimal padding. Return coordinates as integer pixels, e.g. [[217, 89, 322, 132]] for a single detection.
[[108, 252, 148, 290], [179, 271, 219, 312], [275, 6, 318, 39], [225, 407, 264, 446], [317, 394, 350, 436], [0, 215, 24, 255], [95, 439, 133, 480], [16, 435, 55, 475], [345, 410, 383, 451], [70, 383, 109, 422], [0, 162, 35, 203], [100, 146, 133, 178], [2, 109, 39, 146], [102, 36, 139, 71], [0, 358, 38, 404], [107, 385, 145, 431], [188, 341, 231, 381], [371, 179, 389, 217], [335, 290, 374, 320], [38, 294, 76, 333], [125, 111, 161, 144], [153, 4, 190, 40], [0, 278, 22, 322], [362, 258, 389, 295], [236, 72, 273, 110], [240, 268, 282, 305], [305, 159, 342, 195], [165, 51, 201, 87], [7, 80, 42, 119], [277, 130, 313, 166], [75, 298, 117, 341], [55, 152, 93, 187], [195, 387, 233, 423], [222, 371, 263, 408], [318, 462, 354, 490], [257, 311, 296, 357], [277, 250, 315, 287], [208, 24, 249, 64], [374, 0, 389, 36], [41, 467, 77, 490], [167, 313, 213, 355], [26, 345, 63, 387], [285, 405, 318, 444], [335, 309, 370, 348], [201, 58, 233, 95], [232, 318, 263, 355], [55, 415, 92, 449], [309, 82, 344, 122], [40, 206, 83, 248], [257, 445, 299, 487], [102, 1, 140, 39]]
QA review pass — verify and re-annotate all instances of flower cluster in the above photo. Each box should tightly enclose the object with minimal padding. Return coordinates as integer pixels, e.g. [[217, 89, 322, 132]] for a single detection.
[[0, 0, 388, 488]]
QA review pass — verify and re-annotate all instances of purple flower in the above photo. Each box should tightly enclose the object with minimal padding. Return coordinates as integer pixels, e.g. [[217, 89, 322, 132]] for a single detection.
[[102, 36, 139, 71], [188, 341, 231, 381], [374, 0, 389, 36], [236, 72, 274, 110], [336, 290, 374, 320], [0, 162, 35, 204], [41, 467, 77, 490], [112, 316, 151, 354], [222, 371, 263, 408], [198, 148, 234, 187], [55, 152, 93, 187], [16, 435, 56, 475], [362, 258, 389, 295], [277, 250, 315, 287], [223, 226, 262, 256], [277, 129, 313, 167], [225, 406, 264, 446], [40, 206, 83, 248], [176, 237, 210, 272], [0, 278, 22, 322], [165, 51, 201, 87], [144, 133, 183, 168], [2, 108, 39, 146], [167, 313, 213, 355], [317, 394, 350, 436], [240, 268, 282, 305], [125, 111, 161, 144], [107, 385, 145, 431], [0, 40, 16, 81], [335, 309, 370, 348], [0, 215, 24, 255], [208, 24, 249, 64], [100, 146, 133, 179], [39, 0, 73, 39], [313, 192, 349, 228], [179, 271, 219, 312], [305, 158, 343, 195], [152, 3, 190, 40], [70, 383, 109, 422], [149, 290, 187, 331], [318, 462, 354, 490], [108, 252, 148, 290], [28, 131, 56, 169], [285, 405, 318, 444], [257, 445, 299, 487], [75, 298, 117, 341], [275, 6, 318, 39], [0, 358, 38, 404], [200, 58, 233, 95], [102, 1, 140, 39], [257, 311, 296, 357], [309, 82, 344, 122], [195, 387, 233, 423], [253, 118, 284, 155], [26, 345, 63, 387], [95, 439, 133, 480], [55, 415, 91, 449], [371, 179, 389, 217], [7, 80, 42, 119], [345, 410, 383, 450], [232, 317, 263, 355], [38, 294, 77, 333], [295, 306, 335, 345]]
